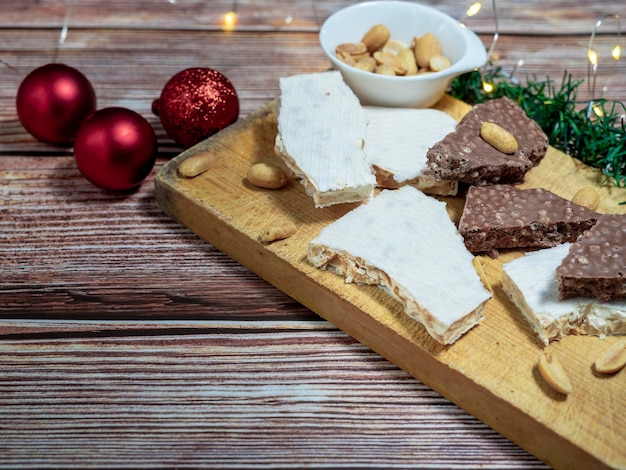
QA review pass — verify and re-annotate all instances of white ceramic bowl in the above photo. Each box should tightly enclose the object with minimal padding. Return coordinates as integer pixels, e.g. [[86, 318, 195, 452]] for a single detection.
[[319, 1, 487, 108]]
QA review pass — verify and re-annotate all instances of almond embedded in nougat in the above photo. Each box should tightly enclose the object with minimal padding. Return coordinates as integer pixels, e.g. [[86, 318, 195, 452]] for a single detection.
[[480, 121, 518, 154]]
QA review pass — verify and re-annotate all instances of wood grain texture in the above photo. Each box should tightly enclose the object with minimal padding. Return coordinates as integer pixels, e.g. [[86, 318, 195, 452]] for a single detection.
[[0, 330, 550, 468], [0, 0, 621, 34], [2, 1, 624, 468]]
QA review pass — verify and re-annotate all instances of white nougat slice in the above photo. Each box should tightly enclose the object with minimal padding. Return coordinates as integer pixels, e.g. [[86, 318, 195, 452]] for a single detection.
[[308, 186, 492, 345], [501, 243, 626, 345], [364, 106, 458, 195], [274, 71, 376, 207]]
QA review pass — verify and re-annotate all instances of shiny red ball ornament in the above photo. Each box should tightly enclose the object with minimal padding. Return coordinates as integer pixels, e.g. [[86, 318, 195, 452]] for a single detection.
[[152, 67, 239, 148], [74, 107, 157, 191], [16, 63, 97, 145]]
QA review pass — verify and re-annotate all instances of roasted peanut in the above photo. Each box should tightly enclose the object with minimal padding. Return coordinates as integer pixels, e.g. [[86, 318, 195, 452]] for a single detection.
[[361, 24, 390, 53], [336, 50, 356, 66], [414, 33, 441, 69], [179, 150, 218, 178], [354, 56, 377, 73], [594, 340, 626, 374], [247, 162, 288, 189], [381, 39, 407, 55], [335, 42, 369, 62], [373, 50, 406, 75], [397, 48, 418, 75], [429, 54, 451, 72], [571, 187, 600, 211], [480, 121, 519, 154], [336, 42, 368, 57], [375, 64, 396, 76], [538, 351, 572, 395], [259, 220, 297, 244]]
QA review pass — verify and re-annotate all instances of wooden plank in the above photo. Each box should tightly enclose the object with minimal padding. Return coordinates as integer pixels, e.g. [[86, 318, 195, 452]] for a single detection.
[[0, 319, 328, 336], [0, 331, 545, 468], [155, 96, 626, 469], [1, 0, 620, 35]]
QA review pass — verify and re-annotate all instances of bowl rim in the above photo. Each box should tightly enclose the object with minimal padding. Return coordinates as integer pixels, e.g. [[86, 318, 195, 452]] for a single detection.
[[319, 0, 486, 82]]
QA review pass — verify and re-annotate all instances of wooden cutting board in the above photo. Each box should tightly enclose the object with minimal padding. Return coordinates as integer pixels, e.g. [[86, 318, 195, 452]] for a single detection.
[[155, 95, 626, 470]]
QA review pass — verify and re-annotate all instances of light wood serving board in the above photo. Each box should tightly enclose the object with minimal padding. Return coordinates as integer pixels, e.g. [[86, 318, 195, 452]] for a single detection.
[[155, 95, 626, 470]]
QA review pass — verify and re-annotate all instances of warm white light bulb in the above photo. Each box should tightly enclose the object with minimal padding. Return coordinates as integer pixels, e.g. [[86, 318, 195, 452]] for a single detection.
[[612, 44, 621, 60], [588, 48, 598, 66], [482, 81, 494, 93], [593, 102, 604, 117], [466, 2, 482, 17], [223, 11, 237, 31]]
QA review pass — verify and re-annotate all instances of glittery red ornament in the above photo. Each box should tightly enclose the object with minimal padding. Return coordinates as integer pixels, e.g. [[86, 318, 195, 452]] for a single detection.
[[74, 107, 157, 191], [16, 63, 97, 145], [152, 67, 239, 148]]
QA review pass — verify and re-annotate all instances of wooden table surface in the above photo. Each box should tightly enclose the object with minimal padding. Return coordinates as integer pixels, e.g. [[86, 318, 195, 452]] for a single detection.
[[1, 1, 623, 468]]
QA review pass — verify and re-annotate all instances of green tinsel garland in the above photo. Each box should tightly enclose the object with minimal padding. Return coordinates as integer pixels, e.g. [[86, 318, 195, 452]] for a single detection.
[[449, 66, 626, 187]]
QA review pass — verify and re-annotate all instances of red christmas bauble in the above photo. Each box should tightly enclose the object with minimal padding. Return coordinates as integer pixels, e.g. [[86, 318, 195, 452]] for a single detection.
[[152, 67, 239, 148], [74, 107, 157, 191], [16, 63, 97, 145]]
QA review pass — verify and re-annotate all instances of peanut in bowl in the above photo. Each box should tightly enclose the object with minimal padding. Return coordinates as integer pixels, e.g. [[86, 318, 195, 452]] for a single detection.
[[319, 1, 488, 108]]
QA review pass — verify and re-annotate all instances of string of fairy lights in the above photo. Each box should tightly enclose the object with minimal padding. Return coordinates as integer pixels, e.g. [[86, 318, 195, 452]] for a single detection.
[[461, 1, 621, 113], [204, 1, 622, 111], [587, 13, 622, 117], [459, 0, 499, 93]]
